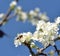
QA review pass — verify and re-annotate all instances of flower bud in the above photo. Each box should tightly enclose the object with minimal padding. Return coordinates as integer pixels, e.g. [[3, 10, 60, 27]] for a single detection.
[[10, 1, 17, 10], [0, 13, 4, 18]]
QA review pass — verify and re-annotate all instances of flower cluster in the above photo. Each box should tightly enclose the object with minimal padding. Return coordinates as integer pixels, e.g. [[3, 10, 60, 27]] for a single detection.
[[0, 4, 49, 26], [32, 20, 59, 48], [14, 17, 60, 48], [14, 7, 49, 25], [0, 0, 60, 56], [14, 32, 32, 47], [10, 1, 17, 10], [55, 17, 60, 25], [2, 2, 59, 48], [28, 8, 49, 25], [15, 6, 27, 21]]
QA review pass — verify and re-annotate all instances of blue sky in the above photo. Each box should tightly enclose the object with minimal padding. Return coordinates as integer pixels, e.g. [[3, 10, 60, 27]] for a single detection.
[[0, 0, 60, 56]]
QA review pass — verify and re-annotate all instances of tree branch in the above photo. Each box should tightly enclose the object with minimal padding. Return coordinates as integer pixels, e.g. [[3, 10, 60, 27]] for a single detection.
[[54, 45, 60, 55], [0, 0, 19, 26], [24, 42, 35, 56], [35, 36, 60, 56], [36, 53, 47, 56], [35, 44, 51, 56], [54, 37, 60, 42]]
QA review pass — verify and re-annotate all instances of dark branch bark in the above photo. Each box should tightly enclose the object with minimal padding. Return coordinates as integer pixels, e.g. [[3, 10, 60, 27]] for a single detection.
[[35, 44, 51, 56], [42, 44, 51, 52], [36, 53, 47, 56], [0, 0, 19, 26], [24, 36, 60, 56], [54, 37, 60, 42], [35, 37, 60, 56], [24, 42, 35, 56], [54, 45, 60, 55], [0, 8, 12, 26]]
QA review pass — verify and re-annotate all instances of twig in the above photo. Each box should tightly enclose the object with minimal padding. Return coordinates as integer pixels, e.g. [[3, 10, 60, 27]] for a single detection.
[[24, 42, 35, 56], [36, 53, 47, 56], [0, 8, 12, 26], [54, 37, 60, 42], [7, 13, 16, 20], [0, 0, 19, 26], [54, 45, 59, 55], [35, 44, 51, 56], [42, 44, 51, 52], [53, 37, 60, 55]]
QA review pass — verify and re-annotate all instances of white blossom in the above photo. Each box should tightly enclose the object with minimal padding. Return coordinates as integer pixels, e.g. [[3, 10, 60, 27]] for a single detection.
[[14, 38, 21, 47], [20, 12, 27, 21], [14, 7, 60, 48], [38, 13, 49, 21], [14, 18, 59, 48], [10, 1, 17, 9], [34, 8, 40, 13], [36, 20, 46, 31], [30, 42, 37, 48], [29, 10, 37, 16], [15, 6, 22, 14], [16, 12, 27, 21], [31, 20, 59, 48], [0, 13, 4, 18], [28, 12, 49, 25], [31, 31, 39, 41], [55, 17, 60, 24], [29, 54, 32, 56], [14, 32, 32, 47], [16, 6, 22, 11], [28, 10, 39, 25]]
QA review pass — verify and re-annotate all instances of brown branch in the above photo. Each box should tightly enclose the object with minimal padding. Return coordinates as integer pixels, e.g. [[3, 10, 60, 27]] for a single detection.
[[0, 0, 19, 26], [24, 42, 35, 56], [36, 53, 47, 56], [35, 36, 60, 56], [0, 8, 12, 26], [54, 37, 60, 42], [7, 13, 16, 20], [42, 44, 51, 52], [53, 37, 60, 55], [35, 44, 51, 56], [54, 45, 60, 55]]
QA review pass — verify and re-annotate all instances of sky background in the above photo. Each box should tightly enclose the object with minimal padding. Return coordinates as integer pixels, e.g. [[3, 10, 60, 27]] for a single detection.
[[0, 0, 60, 56]]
